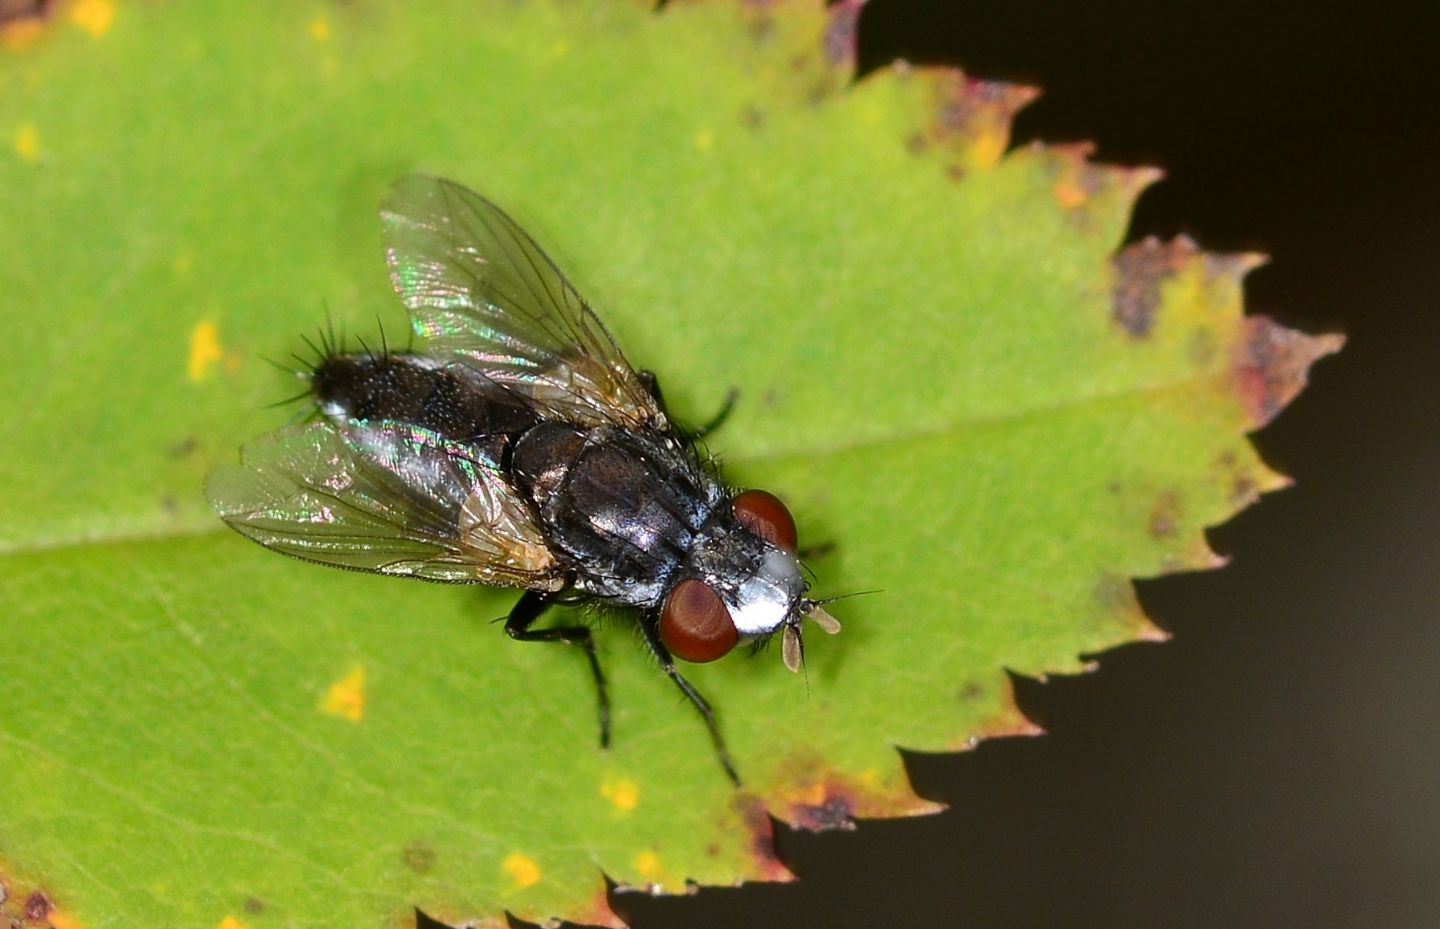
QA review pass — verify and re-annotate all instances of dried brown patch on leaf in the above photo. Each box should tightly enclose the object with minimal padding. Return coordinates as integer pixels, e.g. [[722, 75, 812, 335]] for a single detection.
[[1232, 315, 1345, 428], [1111, 236, 1194, 337], [907, 66, 1038, 175], [730, 793, 795, 882], [820, 0, 861, 67], [769, 749, 944, 830]]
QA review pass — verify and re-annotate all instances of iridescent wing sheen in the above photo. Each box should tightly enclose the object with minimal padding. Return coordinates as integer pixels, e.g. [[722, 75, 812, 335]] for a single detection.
[[381, 174, 664, 430], [206, 420, 563, 589]]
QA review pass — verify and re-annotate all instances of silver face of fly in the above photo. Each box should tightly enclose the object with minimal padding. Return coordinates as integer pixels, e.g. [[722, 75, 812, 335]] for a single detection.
[[206, 175, 840, 786]]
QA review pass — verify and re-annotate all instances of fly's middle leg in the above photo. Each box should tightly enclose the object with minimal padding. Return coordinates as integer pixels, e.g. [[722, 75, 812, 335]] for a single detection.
[[639, 370, 737, 442], [504, 590, 611, 748]]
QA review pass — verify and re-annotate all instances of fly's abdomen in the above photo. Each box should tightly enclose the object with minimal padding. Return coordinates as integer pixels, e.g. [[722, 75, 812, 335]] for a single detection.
[[311, 353, 537, 441]]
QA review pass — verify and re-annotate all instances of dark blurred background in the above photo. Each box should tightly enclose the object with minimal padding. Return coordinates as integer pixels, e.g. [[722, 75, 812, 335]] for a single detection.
[[615, 1, 1440, 927]]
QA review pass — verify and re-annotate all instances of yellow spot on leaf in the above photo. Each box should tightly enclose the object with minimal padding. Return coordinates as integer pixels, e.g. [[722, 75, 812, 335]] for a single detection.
[[1, 18, 45, 50], [694, 128, 714, 151], [549, 38, 569, 58], [600, 776, 639, 812], [13, 123, 39, 162], [1052, 178, 1087, 210], [48, 909, 84, 929], [321, 664, 366, 721], [797, 781, 827, 805], [69, 0, 115, 37], [633, 851, 661, 879], [216, 918, 250, 929], [970, 130, 1005, 169], [308, 16, 330, 42], [187, 321, 224, 382], [502, 852, 541, 889]]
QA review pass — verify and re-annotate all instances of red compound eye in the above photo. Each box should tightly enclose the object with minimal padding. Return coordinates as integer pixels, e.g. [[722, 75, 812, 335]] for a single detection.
[[660, 579, 738, 663], [732, 489, 798, 552]]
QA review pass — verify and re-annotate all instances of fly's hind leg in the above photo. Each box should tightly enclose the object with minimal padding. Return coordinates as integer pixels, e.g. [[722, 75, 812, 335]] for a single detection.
[[505, 590, 611, 748], [639, 370, 737, 442], [637, 614, 741, 786]]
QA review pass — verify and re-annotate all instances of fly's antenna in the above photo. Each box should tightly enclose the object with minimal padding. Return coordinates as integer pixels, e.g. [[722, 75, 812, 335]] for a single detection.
[[811, 589, 881, 608]]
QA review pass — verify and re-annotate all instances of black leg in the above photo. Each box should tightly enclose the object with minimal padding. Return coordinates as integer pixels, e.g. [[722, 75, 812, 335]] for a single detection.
[[504, 590, 611, 749], [637, 615, 742, 786], [639, 370, 738, 442], [796, 540, 836, 561]]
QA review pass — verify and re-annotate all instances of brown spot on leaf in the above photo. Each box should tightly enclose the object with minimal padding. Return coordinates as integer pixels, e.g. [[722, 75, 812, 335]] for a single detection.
[[24, 890, 52, 921], [403, 844, 435, 874], [747, 11, 774, 43], [1186, 327, 1219, 367], [1232, 315, 1345, 428], [168, 436, 199, 458], [1111, 237, 1194, 337], [957, 680, 983, 702], [739, 104, 765, 131], [1148, 489, 1182, 538], [242, 897, 264, 914]]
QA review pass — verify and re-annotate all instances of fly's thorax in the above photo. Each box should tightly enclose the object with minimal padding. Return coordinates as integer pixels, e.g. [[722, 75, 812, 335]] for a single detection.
[[686, 524, 807, 637], [513, 424, 718, 607], [511, 421, 587, 508]]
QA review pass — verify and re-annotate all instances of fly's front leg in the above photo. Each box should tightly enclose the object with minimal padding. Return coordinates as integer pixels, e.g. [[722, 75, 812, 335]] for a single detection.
[[639, 370, 737, 442], [505, 590, 611, 748], [637, 614, 741, 786]]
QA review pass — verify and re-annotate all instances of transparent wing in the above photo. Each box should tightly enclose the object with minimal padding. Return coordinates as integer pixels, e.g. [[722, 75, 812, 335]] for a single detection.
[[381, 174, 663, 430], [205, 421, 563, 589]]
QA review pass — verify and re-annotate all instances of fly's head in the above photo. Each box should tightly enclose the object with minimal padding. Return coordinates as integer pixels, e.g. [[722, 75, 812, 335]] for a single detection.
[[659, 489, 841, 672]]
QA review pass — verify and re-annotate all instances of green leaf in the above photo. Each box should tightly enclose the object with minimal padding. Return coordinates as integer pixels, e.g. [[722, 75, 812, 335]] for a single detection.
[[0, 1, 1340, 927]]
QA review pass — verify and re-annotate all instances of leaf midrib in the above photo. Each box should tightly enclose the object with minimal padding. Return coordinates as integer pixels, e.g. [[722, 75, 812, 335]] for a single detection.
[[0, 369, 1231, 559]]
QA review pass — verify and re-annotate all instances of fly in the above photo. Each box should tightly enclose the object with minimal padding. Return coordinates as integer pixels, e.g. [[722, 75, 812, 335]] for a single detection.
[[206, 175, 841, 785]]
